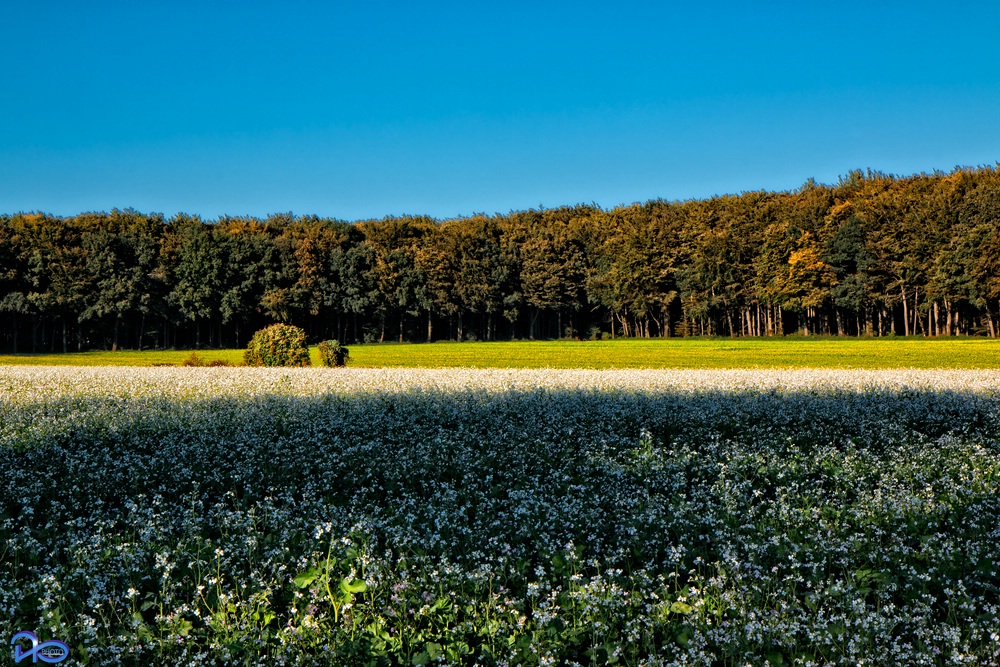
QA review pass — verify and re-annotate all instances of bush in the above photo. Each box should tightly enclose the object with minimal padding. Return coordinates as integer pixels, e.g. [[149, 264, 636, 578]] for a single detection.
[[181, 351, 206, 367], [317, 339, 350, 367], [181, 352, 231, 367], [244, 324, 311, 367]]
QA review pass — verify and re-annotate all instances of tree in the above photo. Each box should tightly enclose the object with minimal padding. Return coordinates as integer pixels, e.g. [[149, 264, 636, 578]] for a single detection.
[[449, 215, 508, 340], [215, 216, 280, 347], [517, 207, 588, 339], [2, 213, 50, 352], [823, 206, 875, 335], [413, 223, 456, 342], [359, 217, 424, 342], [588, 203, 681, 338], [75, 209, 161, 351], [165, 214, 222, 347], [780, 240, 838, 335]]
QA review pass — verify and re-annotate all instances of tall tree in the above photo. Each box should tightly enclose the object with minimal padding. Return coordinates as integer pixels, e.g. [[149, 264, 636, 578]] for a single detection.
[[165, 214, 222, 347]]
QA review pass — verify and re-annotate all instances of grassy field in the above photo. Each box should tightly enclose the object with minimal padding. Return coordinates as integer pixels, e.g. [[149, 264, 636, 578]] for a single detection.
[[1, 336, 1000, 368], [0, 347, 247, 367]]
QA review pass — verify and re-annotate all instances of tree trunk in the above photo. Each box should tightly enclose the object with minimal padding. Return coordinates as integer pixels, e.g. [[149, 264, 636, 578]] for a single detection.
[[399, 311, 404, 344], [901, 284, 910, 336], [427, 310, 433, 342]]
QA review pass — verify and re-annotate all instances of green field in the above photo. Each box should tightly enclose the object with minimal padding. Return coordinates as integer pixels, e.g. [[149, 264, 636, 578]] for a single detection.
[[2, 337, 999, 368], [0, 347, 248, 367]]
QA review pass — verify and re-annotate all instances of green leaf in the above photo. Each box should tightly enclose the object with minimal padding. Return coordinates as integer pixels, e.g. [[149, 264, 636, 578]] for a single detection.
[[339, 578, 368, 594], [670, 601, 693, 614], [604, 642, 620, 663], [425, 642, 443, 660], [293, 567, 321, 589]]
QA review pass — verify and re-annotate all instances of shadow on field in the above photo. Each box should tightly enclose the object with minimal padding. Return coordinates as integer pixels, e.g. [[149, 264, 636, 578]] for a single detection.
[[4, 386, 998, 551], [3, 386, 1000, 665]]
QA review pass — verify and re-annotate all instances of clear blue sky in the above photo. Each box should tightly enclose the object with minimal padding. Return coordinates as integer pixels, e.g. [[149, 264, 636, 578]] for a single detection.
[[2, 2, 999, 221]]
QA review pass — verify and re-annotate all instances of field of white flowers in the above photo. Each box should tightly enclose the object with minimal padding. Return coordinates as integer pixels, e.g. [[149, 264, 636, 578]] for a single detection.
[[2, 367, 999, 666]]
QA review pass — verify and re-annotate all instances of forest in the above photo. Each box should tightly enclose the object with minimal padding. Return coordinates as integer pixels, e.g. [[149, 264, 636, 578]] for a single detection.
[[1, 167, 999, 352]]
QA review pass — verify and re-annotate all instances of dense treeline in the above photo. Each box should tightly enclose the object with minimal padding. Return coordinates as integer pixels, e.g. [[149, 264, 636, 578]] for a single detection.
[[2, 167, 999, 352]]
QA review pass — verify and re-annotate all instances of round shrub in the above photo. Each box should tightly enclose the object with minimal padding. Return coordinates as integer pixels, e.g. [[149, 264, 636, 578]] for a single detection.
[[244, 324, 311, 367], [317, 339, 350, 367]]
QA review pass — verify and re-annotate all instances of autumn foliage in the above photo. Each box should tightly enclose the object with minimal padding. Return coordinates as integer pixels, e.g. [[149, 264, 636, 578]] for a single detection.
[[3, 166, 1000, 352]]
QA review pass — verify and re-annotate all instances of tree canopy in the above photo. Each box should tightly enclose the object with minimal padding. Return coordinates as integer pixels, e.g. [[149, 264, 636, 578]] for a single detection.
[[2, 166, 999, 352]]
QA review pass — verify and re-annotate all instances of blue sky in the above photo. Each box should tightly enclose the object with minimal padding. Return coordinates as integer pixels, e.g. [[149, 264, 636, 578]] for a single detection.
[[2, 2, 999, 221]]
